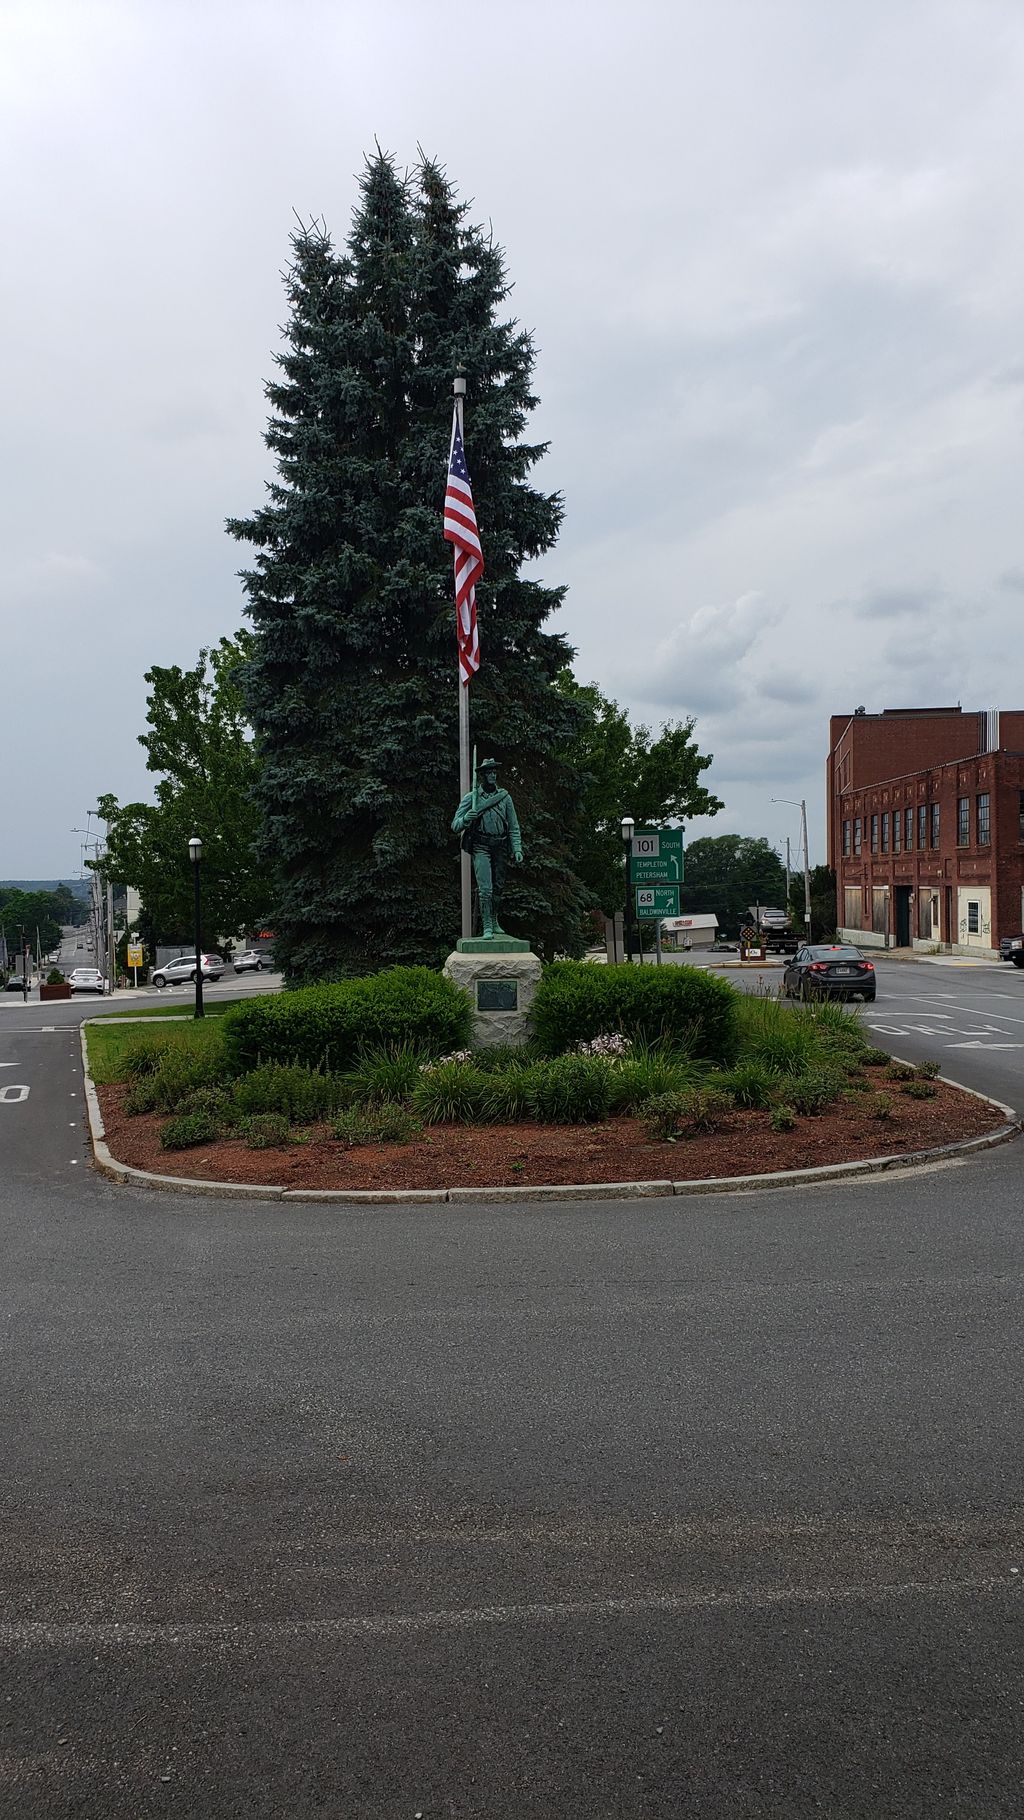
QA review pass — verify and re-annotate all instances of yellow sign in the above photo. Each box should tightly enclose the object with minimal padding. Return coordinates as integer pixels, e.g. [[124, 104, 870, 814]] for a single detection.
[[127, 943, 144, 968]]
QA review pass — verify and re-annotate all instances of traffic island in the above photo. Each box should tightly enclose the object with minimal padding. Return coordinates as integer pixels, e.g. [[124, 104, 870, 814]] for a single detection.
[[88, 1067, 1015, 1200]]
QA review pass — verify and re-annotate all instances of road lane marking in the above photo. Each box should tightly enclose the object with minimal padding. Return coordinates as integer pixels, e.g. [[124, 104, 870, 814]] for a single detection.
[[0, 1085, 29, 1103], [0, 1576, 1018, 1646]]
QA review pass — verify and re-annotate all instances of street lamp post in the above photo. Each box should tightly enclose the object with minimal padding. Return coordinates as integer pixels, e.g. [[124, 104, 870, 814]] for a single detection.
[[772, 797, 812, 939], [621, 815, 635, 964], [188, 836, 204, 1020]]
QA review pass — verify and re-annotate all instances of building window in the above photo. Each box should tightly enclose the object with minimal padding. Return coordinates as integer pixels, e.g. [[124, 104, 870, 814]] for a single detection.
[[977, 792, 990, 846], [893, 810, 902, 854], [853, 817, 862, 856], [881, 812, 889, 853], [842, 820, 851, 857], [905, 807, 913, 851], [957, 797, 970, 846], [930, 803, 940, 848], [967, 900, 980, 934], [870, 814, 879, 853], [918, 804, 927, 850]]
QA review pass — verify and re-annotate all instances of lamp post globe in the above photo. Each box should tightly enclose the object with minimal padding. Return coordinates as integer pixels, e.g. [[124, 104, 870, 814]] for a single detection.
[[188, 835, 204, 1018]]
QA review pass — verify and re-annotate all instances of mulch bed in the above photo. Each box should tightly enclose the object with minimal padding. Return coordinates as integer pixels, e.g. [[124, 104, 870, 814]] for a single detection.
[[96, 1080, 1008, 1192]]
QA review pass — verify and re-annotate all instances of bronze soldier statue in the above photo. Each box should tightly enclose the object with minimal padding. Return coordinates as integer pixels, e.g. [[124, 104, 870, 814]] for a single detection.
[[451, 757, 523, 939]]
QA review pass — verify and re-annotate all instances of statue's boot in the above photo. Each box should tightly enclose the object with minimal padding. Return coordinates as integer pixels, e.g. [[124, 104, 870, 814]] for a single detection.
[[479, 890, 495, 938]]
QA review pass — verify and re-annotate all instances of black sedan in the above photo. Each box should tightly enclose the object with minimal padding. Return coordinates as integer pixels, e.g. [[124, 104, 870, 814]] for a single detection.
[[782, 944, 876, 1002], [999, 934, 1023, 965]]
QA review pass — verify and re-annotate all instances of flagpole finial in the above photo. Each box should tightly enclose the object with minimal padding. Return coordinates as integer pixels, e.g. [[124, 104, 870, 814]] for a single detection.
[[453, 373, 467, 399]]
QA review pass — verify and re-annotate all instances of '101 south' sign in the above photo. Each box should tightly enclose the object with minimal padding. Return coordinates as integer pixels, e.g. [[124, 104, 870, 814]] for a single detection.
[[628, 827, 684, 886]]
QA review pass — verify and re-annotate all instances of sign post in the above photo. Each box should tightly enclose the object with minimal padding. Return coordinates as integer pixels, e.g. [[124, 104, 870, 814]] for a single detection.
[[126, 941, 143, 988]]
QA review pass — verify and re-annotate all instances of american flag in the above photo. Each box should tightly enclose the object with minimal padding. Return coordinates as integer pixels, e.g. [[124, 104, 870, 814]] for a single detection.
[[444, 411, 483, 683]]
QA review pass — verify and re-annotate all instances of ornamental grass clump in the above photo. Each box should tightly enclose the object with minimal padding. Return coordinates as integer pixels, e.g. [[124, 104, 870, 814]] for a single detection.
[[607, 1049, 702, 1114], [331, 1105, 423, 1146], [783, 1069, 844, 1116], [715, 1059, 780, 1110], [412, 1060, 489, 1124], [350, 1043, 426, 1104], [529, 1054, 612, 1124], [736, 996, 818, 1076], [479, 1068, 537, 1123]]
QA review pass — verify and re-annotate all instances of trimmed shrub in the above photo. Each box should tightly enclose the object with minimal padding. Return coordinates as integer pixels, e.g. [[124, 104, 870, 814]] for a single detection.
[[232, 1063, 347, 1124], [916, 1059, 941, 1079], [159, 1110, 220, 1149], [884, 1061, 916, 1083], [862, 1047, 891, 1067], [222, 968, 471, 1074], [529, 1054, 612, 1124], [867, 1092, 895, 1120], [769, 1103, 797, 1132], [901, 1079, 938, 1099], [242, 1112, 292, 1149], [530, 961, 737, 1062], [412, 1061, 489, 1125], [682, 1086, 733, 1133]]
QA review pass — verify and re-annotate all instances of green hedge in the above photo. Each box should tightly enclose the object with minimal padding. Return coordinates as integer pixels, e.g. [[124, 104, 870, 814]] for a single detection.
[[531, 961, 738, 1062], [221, 968, 471, 1075]]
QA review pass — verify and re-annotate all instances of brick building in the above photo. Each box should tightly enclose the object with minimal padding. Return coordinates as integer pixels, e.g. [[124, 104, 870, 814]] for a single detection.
[[827, 707, 1024, 955]]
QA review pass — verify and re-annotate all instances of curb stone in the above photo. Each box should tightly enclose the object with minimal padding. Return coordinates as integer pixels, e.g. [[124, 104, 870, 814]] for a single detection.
[[80, 1021, 1021, 1209]]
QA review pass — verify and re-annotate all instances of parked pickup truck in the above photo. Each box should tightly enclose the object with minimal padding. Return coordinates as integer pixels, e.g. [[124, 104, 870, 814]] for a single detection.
[[747, 906, 799, 955]]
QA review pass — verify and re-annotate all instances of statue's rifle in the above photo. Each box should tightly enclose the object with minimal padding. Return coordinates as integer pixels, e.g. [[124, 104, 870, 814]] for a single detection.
[[471, 745, 479, 816]]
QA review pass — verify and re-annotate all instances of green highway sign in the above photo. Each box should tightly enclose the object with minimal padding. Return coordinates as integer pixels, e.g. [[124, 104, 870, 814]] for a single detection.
[[629, 826, 684, 885], [635, 884, 680, 919]]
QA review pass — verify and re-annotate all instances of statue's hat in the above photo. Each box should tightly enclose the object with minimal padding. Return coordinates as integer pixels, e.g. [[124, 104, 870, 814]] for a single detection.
[[478, 756, 499, 771]]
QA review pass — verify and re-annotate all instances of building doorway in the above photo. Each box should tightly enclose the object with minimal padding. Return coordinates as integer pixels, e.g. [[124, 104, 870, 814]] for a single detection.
[[944, 885, 953, 945], [895, 885, 912, 947]]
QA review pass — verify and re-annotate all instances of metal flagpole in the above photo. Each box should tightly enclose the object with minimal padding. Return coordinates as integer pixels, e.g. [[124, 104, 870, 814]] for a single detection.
[[454, 373, 473, 940]]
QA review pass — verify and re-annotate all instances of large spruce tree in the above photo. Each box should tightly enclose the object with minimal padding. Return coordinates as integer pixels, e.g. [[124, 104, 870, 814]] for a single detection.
[[228, 152, 593, 981]]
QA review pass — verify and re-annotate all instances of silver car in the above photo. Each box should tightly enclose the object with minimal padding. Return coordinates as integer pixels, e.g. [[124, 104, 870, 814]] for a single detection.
[[233, 950, 270, 973], [151, 953, 225, 988]]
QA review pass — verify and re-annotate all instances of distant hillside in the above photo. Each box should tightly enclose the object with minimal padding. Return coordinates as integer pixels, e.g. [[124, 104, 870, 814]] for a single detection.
[[0, 878, 90, 902]]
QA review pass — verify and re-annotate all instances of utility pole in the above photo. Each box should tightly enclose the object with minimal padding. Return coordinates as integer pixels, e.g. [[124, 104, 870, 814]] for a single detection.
[[785, 837, 791, 910], [772, 798, 813, 939]]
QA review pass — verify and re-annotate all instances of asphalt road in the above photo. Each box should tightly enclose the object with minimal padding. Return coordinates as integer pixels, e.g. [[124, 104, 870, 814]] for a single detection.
[[1, 964, 1023, 1815]]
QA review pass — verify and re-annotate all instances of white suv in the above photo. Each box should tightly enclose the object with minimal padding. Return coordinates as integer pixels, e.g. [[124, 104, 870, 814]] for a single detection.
[[151, 953, 225, 988]]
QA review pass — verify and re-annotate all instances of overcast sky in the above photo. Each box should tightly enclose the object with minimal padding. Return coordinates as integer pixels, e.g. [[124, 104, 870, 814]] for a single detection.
[[3, 0, 1023, 883]]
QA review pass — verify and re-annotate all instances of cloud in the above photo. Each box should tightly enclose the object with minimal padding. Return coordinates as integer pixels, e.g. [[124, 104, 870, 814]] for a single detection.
[[847, 584, 944, 620]]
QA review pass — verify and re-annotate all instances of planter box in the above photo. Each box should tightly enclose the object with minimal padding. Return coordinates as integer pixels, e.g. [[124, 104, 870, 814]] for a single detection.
[[39, 983, 73, 1001]]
